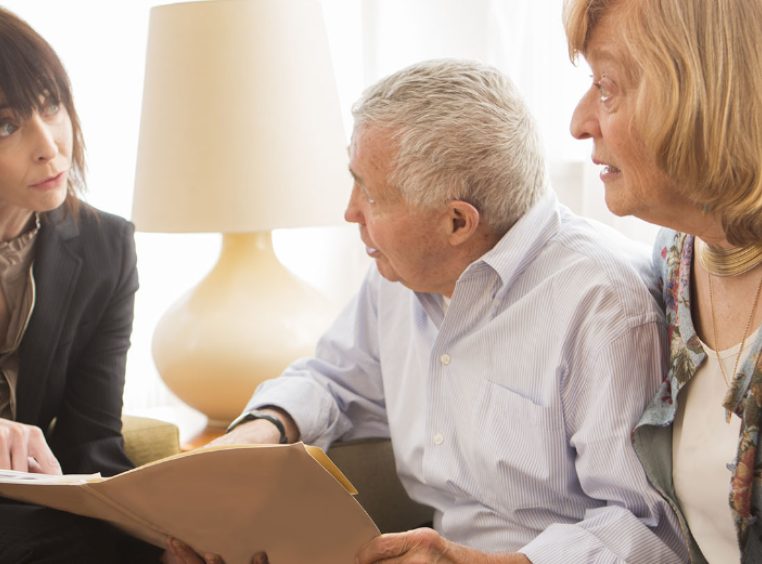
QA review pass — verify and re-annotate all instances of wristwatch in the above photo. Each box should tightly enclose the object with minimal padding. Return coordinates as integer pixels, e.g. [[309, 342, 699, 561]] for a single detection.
[[227, 410, 288, 444]]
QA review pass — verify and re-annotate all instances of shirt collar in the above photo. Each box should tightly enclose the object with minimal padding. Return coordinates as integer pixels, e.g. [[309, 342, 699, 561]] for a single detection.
[[464, 190, 560, 294], [414, 190, 560, 323], [0, 213, 41, 268]]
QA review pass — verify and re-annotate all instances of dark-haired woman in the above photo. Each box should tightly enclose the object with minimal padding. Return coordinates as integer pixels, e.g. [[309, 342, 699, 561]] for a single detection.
[[0, 7, 159, 563]]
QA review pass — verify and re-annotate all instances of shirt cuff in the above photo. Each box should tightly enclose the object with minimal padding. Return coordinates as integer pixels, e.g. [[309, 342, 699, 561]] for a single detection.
[[242, 375, 346, 449], [519, 524, 611, 564]]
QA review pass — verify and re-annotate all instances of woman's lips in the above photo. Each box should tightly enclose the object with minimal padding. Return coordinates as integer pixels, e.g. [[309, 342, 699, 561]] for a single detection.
[[599, 164, 621, 182], [30, 171, 65, 190]]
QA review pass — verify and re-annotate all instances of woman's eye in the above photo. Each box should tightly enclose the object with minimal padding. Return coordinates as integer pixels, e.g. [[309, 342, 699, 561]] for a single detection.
[[0, 119, 18, 138], [598, 85, 611, 103], [592, 75, 614, 104], [40, 98, 61, 117]]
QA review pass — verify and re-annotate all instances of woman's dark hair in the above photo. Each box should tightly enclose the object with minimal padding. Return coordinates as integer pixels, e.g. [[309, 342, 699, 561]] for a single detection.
[[0, 7, 84, 216]]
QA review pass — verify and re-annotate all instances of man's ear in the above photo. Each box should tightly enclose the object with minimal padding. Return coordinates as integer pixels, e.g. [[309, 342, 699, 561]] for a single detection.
[[446, 200, 481, 246]]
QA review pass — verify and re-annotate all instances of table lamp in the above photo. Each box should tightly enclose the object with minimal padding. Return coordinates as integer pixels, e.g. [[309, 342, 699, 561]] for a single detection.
[[132, 0, 348, 426]]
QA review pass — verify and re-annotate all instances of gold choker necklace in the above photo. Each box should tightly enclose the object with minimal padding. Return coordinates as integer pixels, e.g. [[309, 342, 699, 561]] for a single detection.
[[698, 239, 762, 277]]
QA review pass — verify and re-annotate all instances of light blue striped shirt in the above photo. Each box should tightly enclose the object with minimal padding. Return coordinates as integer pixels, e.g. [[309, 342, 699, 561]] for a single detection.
[[248, 193, 688, 563]]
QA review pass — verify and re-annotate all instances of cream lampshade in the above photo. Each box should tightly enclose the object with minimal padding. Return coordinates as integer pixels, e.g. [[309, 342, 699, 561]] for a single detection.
[[132, 0, 348, 426]]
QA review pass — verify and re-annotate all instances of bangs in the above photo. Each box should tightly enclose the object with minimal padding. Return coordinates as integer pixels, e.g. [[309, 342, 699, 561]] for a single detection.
[[0, 6, 87, 209], [563, 0, 620, 60], [0, 14, 70, 115]]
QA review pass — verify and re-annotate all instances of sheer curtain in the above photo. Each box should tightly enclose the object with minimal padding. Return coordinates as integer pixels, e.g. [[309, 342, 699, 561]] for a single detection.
[[3, 0, 657, 438], [357, 0, 659, 243]]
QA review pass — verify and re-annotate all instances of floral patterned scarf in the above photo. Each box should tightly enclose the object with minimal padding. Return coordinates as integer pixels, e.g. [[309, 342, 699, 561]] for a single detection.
[[657, 231, 762, 547]]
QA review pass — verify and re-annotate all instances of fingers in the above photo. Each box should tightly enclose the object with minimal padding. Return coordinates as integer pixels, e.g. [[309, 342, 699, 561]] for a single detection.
[[164, 538, 225, 564], [0, 420, 26, 471], [9, 428, 28, 471], [162, 539, 268, 564], [356, 531, 414, 563], [0, 419, 61, 474], [26, 426, 62, 475], [355, 528, 449, 564], [164, 538, 205, 564], [27, 457, 43, 473]]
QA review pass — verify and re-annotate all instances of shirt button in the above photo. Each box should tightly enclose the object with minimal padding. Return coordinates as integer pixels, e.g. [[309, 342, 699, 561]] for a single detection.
[[439, 354, 451, 365], [433, 433, 444, 445]]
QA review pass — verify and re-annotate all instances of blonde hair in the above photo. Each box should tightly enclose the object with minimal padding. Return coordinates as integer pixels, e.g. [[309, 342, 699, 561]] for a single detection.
[[352, 59, 547, 234], [564, 0, 762, 246]]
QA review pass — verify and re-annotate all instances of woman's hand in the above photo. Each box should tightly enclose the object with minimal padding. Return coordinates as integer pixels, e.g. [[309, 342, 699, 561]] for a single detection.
[[355, 528, 532, 564], [0, 418, 61, 474]]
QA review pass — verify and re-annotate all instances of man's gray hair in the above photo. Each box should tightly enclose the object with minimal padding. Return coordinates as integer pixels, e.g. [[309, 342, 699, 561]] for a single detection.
[[352, 59, 548, 233]]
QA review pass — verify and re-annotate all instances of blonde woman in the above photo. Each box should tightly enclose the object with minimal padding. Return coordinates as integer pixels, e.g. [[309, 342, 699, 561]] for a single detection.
[[567, 1, 762, 562]]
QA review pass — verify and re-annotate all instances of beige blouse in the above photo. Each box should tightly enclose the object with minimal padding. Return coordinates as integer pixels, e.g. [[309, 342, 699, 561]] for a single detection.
[[672, 330, 759, 564], [0, 215, 40, 420]]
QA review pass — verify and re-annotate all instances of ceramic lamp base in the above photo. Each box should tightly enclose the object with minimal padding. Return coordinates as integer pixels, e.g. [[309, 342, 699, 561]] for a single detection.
[[152, 231, 334, 425]]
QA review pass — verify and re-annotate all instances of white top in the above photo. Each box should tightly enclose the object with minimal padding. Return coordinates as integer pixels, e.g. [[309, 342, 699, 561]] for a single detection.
[[672, 328, 759, 564], [248, 193, 685, 562]]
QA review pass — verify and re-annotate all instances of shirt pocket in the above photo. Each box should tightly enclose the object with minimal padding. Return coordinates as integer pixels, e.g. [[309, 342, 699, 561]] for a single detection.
[[469, 379, 559, 513], [480, 378, 544, 426]]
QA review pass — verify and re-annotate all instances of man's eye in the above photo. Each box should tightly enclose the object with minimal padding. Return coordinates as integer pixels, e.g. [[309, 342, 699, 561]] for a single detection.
[[359, 186, 376, 205]]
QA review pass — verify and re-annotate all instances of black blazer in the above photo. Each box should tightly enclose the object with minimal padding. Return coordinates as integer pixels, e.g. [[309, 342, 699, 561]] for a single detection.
[[15, 205, 138, 476]]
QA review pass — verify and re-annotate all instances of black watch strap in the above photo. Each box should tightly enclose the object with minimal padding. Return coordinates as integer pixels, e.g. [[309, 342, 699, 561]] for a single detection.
[[227, 411, 288, 444]]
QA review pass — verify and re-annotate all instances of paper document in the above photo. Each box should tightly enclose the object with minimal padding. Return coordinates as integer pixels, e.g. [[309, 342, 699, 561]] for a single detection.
[[0, 443, 379, 564], [0, 469, 100, 485]]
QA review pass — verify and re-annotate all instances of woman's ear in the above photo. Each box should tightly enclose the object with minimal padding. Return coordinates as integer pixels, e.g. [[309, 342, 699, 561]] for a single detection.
[[446, 200, 481, 246]]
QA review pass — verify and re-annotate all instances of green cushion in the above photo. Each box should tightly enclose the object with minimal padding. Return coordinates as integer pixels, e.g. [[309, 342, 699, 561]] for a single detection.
[[122, 415, 181, 467]]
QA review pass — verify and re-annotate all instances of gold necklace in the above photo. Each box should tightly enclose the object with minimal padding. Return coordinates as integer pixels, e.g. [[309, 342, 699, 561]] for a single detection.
[[699, 239, 762, 277], [707, 269, 762, 422]]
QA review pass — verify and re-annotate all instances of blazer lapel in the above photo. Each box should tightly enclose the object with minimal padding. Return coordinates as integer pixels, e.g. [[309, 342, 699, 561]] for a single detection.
[[16, 209, 82, 424]]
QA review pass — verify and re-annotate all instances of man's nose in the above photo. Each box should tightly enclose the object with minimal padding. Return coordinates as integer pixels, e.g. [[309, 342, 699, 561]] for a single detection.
[[344, 186, 363, 224]]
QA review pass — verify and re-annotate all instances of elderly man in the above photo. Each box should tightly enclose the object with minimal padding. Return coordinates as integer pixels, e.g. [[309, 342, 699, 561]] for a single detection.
[[168, 59, 686, 564]]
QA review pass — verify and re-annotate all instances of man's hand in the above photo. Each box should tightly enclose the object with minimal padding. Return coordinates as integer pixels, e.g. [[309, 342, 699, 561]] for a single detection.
[[207, 408, 299, 447], [207, 418, 281, 447], [161, 538, 269, 564], [355, 528, 532, 564], [0, 418, 61, 474]]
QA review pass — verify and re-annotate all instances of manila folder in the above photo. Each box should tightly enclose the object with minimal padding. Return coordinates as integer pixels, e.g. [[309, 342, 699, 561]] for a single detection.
[[0, 443, 380, 564]]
